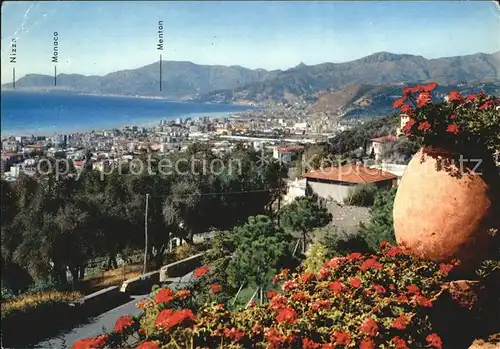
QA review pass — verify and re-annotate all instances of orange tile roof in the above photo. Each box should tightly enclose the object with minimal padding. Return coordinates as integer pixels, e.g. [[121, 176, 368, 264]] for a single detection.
[[304, 164, 397, 184], [371, 135, 398, 143]]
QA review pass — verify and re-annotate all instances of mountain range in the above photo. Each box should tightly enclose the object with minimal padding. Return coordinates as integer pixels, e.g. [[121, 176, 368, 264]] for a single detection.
[[4, 50, 500, 117]]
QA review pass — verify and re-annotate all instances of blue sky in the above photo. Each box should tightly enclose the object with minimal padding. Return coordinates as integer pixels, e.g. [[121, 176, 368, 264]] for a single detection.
[[1, 1, 499, 83]]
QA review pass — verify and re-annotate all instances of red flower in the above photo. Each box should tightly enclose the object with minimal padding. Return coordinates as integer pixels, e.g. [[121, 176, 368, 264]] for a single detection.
[[417, 121, 431, 133], [347, 252, 362, 262], [267, 290, 278, 299], [300, 272, 315, 283], [479, 100, 493, 110], [466, 93, 476, 101], [392, 96, 406, 109], [283, 280, 299, 291], [328, 281, 345, 294], [269, 295, 288, 311], [265, 328, 294, 348], [420, 82, 438, 92], [385, 245, 404, 257], [360, 338, 376, 349], [114, 315, 134, 333], [373, 284, 386, 295], [324, 257, 345, 269], [136, 341, 160, 349], [194, 266, 210, 278], [392, 313, 410, 330], [426, 333, 443, 349], [349, 277, 361, 288], [403, 86, 421, 94], [155, 309, 196, 330], [401, 118, 417, 135], [446, 124, 460, 135], [210, 284, 222, 293], [448, 91, 463, 102], [417, 92, 432, 108], [450, 113, 456, 120], [415, 295, 433, 307], [311, 299, 332, 311], [223, 327, 245, 343], [360, 318, 379, 336], [331, 331, 351, 345], [397, 294, 409, 303], [321, 344, 334, 349], [248, 300, 256, 308], [292, 292, 309, 302], [400, 103, 414, 115], [317, 267, 332, 280], [392, 336, 409, 349], [360, 258, 382, 271], [302, 338, 320, 349], [439, 263, 454, 275], [155, 287, 174, 304], [406, 284, 420, 294], [276, 306, 297, 325], [174, 289, 191, 300], [72, 335, 108, 349]]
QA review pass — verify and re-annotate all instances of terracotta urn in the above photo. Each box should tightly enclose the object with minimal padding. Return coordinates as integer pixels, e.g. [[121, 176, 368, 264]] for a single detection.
[[393, 146, 499, 265]]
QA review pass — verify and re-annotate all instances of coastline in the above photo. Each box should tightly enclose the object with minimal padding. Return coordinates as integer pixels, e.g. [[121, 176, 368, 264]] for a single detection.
[[1, 88, 263, 107]]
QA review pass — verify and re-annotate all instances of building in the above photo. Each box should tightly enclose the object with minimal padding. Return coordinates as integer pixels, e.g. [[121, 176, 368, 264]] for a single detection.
[[367, 163, 408, 184], [368, 135, 398, 160], [273, 145, 303, 164], [304, 163, 398, 204]]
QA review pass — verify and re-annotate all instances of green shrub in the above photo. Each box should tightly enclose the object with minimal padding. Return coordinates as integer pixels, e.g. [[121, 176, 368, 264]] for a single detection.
[[360, 187, 398, 251], [346, 183, 379, 206], [321, 227, 371, 257]]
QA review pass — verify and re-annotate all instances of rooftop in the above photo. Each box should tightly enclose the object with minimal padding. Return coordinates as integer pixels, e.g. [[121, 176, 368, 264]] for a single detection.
[[304, 164, 398, 184], [371, 135, 398, 143]]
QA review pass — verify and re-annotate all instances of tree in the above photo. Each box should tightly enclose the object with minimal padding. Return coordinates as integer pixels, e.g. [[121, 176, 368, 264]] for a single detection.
[[321, 227, 371, 257], [346, 183, 380, 206], [227, 216, 295, 298], [280, 196, 332, 253], [360, 186, 398, 251]]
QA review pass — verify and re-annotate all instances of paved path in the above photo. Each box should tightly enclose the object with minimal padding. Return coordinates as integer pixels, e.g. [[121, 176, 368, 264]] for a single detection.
[[33, 272, 194, 349]]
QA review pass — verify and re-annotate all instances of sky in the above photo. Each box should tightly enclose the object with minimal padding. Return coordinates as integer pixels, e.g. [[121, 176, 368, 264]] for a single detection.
[[1, 1, 499, 83]]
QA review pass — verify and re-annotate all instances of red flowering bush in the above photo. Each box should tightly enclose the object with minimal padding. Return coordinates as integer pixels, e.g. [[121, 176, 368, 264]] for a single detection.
[[73, 242, 460, 348], [393, 83, 500, 154]]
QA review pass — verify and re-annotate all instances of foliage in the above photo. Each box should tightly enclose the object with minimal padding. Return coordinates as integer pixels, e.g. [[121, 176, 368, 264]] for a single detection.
[[73, 242, 458, 349], [280, 196, 332, 253], [346, 183, 379, 207], [1, 290, 81, 320], [329, 114, 399, 155], [393, 83, 500, 155], [1, 147, 285, 294], [360, 187, 398, 252], [321, 228, 372, 258], [381, 138, 421, 164]]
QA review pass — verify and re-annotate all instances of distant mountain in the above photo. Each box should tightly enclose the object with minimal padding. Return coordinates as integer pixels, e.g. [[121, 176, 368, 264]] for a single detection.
[[199, 51, 500, 103], [3, 51, 500, 104], [4, 62, 278, 99]]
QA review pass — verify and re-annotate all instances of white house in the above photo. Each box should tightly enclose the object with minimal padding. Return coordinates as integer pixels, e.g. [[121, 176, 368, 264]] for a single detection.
[[304, 164, 398, 204], [368, 135, 398, 160]]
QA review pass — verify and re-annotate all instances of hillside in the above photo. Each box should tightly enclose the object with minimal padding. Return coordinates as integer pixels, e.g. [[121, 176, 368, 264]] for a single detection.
[[4, 51, 499, 103], [308, 81, 500, 119], [204, 51, 500, 104]]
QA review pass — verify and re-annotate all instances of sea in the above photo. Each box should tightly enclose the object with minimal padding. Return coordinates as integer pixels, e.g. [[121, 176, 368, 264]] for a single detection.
[[0, 91, 255, 136]]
